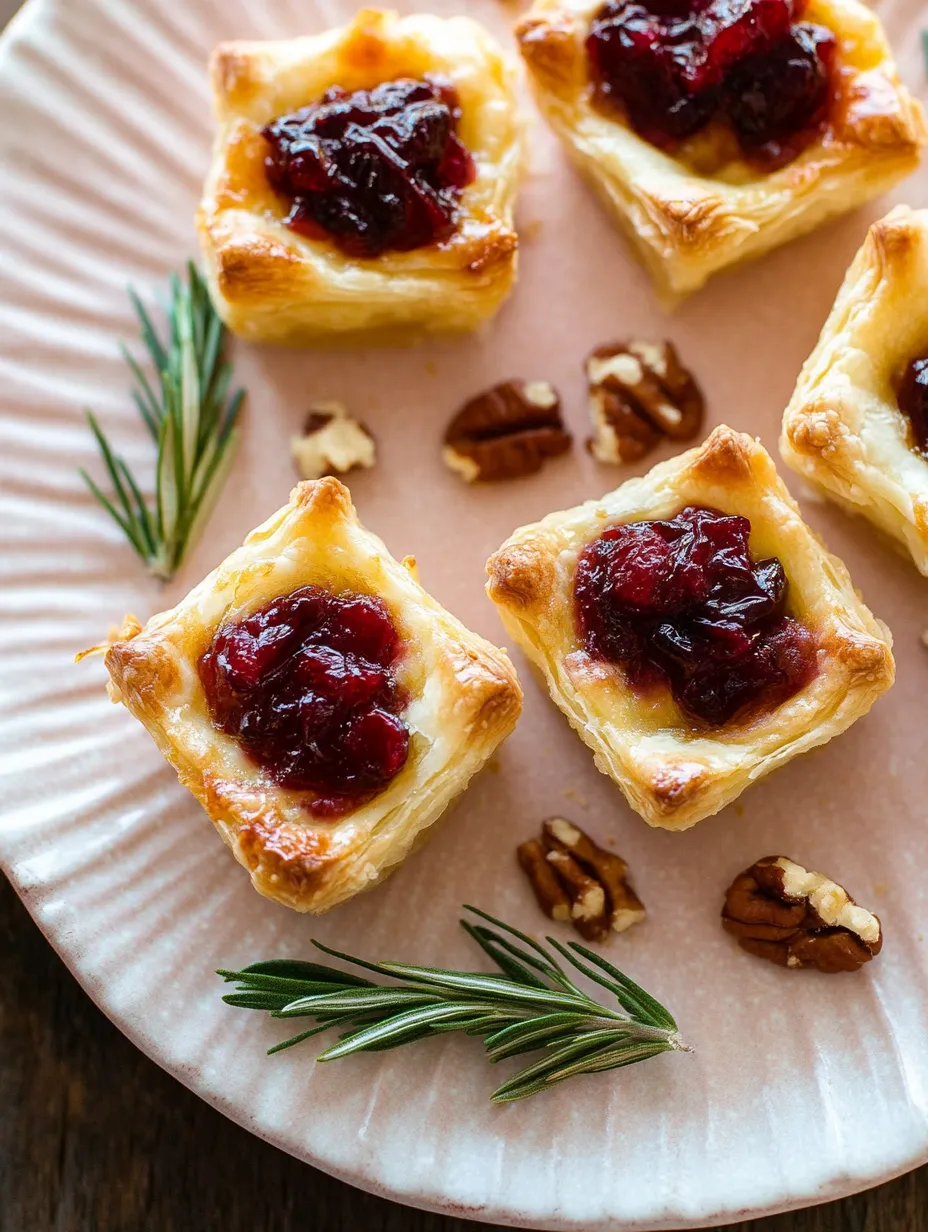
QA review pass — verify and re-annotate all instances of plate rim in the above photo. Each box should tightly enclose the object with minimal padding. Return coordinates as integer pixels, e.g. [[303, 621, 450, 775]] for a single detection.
[[5, 865, 927, 1231]]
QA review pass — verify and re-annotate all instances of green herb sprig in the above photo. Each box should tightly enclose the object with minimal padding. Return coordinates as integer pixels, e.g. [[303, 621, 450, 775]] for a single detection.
[[219, 906, 688, 1103], [81, 263, 244, 582]]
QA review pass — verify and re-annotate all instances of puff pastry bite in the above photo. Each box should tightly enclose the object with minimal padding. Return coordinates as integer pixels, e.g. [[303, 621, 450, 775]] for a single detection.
[[781, 205, 928, 574], [197, 8, 523, 344], [487, 426, 893, 830], [103, 479, 522, 913], [515, 0, 925, 299]]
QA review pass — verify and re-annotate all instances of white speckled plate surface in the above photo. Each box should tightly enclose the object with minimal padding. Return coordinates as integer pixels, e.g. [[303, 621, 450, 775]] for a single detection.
[[1, 0, 927, 1227]]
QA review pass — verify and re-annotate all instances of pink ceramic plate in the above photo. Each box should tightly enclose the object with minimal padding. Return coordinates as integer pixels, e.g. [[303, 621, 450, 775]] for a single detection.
[[1, 0, 927, 1227]]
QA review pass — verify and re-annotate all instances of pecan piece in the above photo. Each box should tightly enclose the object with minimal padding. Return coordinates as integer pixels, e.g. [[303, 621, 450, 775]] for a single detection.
[[545, 848, 609, 941], [722, 855, 882, 973], [542, 817, 645, 933], [586, 340, 704, 464], [442, 380, 571, 482], [291, 401, 376, 480], [517, 838, 571, 924], [516, 817, 645, 943]]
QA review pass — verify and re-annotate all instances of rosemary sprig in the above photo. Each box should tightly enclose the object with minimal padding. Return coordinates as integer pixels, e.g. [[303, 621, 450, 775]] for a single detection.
[[219, 906, 689, 1103], [80, 263, 244, 581]]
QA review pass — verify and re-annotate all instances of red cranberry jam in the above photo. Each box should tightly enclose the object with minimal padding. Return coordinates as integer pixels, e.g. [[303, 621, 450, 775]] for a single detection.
[[262, 77, 476, 257], [574, 506, 816, 724], [586, 0, 836, 165], [199, 586, 409, 816], [897, 356, 928, 456]]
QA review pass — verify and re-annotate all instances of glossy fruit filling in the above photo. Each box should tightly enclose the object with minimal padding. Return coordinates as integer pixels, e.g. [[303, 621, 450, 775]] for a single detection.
[[262, 77, 476, 257], [574, 506, 817, 724], [897, 355, 928, 456], [199, 586, 409, 816], [586, 0, 836, 165]]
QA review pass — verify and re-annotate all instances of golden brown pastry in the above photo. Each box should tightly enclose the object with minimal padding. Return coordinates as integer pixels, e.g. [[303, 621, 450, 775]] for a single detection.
[[515, 0, 925, 299], [198, 8, 523, 344], [104, 479, 522, 913], [781, 205, 928, 574], [486, 426, 893, 831]]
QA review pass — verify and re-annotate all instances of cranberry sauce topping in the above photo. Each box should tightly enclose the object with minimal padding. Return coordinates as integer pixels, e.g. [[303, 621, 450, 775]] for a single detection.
[[262, 78, 476, 257], [586, 0, 836, 165], [897, 356, 928, 456], [574, 506, 816, 725], [199, 586, 409, 816]]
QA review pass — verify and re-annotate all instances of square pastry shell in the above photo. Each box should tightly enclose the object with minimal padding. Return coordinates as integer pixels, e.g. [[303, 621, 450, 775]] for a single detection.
[[103, 478, 522, 913], [197, 8, 524, 344], [515, 0, 925, 299], [486, 426, 893, 831], [781, 204, 928, 574]]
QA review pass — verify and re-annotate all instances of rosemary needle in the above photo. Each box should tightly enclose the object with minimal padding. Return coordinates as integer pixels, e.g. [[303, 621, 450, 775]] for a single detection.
[[80, 262, 244, 582], [219, 906, 689, 1104]]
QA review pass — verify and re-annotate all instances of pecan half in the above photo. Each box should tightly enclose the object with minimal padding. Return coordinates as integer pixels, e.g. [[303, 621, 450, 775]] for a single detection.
[[442, 380, 571, 482], [545, 848, 608, 941], [517, 817, 645, 943], [291, 401, 376, 480], [722, 856, 882, 973], [517, 838, 571, 924], [586, 340, 704, 465]]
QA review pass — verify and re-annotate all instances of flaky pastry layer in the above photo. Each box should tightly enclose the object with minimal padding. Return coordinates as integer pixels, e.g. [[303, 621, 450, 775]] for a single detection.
[[104, 479, 522, 913], [197, 8, 524, 344], [781, 204, 928, 574], [515, 0, 925, 299], [486, 426, 893, 830]]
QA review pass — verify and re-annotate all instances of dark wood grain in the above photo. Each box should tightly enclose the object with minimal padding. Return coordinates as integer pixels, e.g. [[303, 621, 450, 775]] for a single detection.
[[0, 874, 925, 1232]]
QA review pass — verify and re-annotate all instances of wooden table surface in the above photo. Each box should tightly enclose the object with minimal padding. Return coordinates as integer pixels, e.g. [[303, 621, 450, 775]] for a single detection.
[[1, 2, 926, 1229]]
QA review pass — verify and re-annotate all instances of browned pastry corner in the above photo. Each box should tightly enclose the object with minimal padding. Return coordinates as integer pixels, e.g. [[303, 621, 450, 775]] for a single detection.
[[442, 380, 572, 482], [518, 816, 645, 942], [290, 402, 376, 480], [722, 855, 882, 973], [586, 340, 704, 464]]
